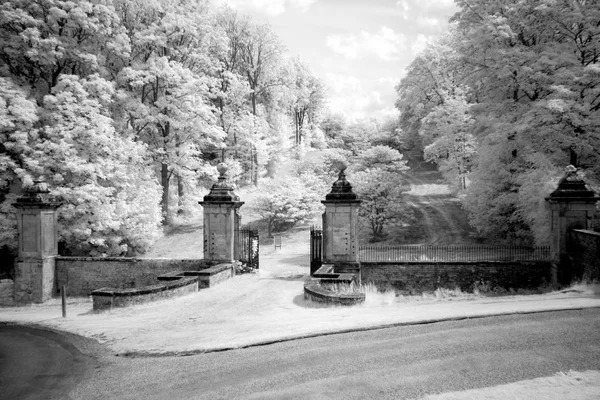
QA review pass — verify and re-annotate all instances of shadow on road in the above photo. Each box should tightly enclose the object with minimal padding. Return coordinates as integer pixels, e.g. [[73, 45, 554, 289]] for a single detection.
[[0, 325, 99, 400]]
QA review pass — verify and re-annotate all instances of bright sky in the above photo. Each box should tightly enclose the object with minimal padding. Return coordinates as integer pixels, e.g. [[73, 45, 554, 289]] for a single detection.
[[212, 0, 459, 121]]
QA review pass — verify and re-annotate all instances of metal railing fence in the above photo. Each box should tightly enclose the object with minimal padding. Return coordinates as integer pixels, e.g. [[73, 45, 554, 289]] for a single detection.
[[358, 245, 552, 262]]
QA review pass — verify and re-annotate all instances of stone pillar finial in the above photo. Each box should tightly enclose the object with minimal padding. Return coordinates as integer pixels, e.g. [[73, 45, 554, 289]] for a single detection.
[[16, 177, 60, 206], [564, 164, 577, 174], [217, 162, 228, 179], [325, 166, 358, 201], [546, 166, 597, 200], [202, 163, 239, 202]]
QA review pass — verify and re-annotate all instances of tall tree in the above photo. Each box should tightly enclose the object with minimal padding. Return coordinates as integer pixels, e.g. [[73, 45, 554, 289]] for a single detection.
[[213, 8, 252, 162], [114, 0, 226, 223], [396, 0, 600, 244], [395, 29, 464, 149], [455, 0, 600, 243], [239, 21, 286, 116], [0, 0, 129, 100], [0, 78, 38, 251], [238, 21, 287, 184], [288, 57, 326, 145], [0, 1, 163, 255], [350, 146, 411, 241], [35, 74, 162, 255], [420, 89, 476, 189]]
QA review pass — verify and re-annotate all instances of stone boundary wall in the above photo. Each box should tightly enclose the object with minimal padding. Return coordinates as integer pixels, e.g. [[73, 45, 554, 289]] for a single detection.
[[56, 257, 214, 296], [361, 261, 552, 293], [91, 263, 236, 311], [569, 230, 600, 281], [92, 276, 200, 311], [157, 263, 236, 289]]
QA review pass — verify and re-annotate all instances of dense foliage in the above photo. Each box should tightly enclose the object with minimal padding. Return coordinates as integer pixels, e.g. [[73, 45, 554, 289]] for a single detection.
[[0, 0, 327, 255], [350, 145, 411, 240], [246, 174, 325, 238], [7, 0, 589, 254], [396, 0, 600, 245]]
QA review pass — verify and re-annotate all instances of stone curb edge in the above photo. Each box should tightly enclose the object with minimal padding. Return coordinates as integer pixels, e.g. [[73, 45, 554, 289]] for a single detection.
[[2, 304, 599, 359], [118, 303, 600, 358]]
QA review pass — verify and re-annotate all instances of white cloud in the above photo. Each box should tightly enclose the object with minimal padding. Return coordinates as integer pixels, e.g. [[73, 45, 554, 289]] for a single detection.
[[216, 0, 317, 16], [326, 27, 406, 62], [291, 0, 317, 12], [324, 73, 362, 93], [417, 16, 441, 27], [327, 92, 379, 120], [379, 106, 399, 119], [325, 36, 359, 59], [376, 77, 400, 87], [410, 34, 434, 55], [396, 0, 457, 22], [323, 73, 397, 121], [396, 0, 455, 9], [327, 92, 397, 121]]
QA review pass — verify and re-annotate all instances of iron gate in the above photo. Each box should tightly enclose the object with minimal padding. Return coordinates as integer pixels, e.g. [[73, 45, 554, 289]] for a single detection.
[[310, 226, 322, 275], [238, 227, 259, 270]]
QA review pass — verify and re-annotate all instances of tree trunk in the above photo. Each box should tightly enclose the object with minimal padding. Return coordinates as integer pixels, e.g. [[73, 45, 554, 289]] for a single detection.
[[295, 113, 300, 145], [177, 175, 185, 216], [234, 131, 238, 158], [295, 110, 305, 145], [249, 145, 254, 185], [161, 163, 171, 225], [252, 145, 258, 185], [250, 96, 259, 184], [569, 147, 578, 167]]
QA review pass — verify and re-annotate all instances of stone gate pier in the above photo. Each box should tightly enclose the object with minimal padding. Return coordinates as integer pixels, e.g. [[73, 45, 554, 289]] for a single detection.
[[546, 166, 600, 284], [321, 167, 361, 276], [199, 164, 244, 263], [13, 180, 61, 303]]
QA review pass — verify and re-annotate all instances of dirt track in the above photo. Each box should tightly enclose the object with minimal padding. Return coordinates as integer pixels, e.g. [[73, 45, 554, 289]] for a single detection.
[[402, 149, 480, 245]]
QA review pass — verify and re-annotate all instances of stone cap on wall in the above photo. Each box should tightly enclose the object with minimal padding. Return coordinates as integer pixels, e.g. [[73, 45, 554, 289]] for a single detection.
[[546, 165, 600, 202], [13, 179, 61, 209], [571, 229, 600, 237], [199, 163, 243, 204], [322, 167, 361, 203]]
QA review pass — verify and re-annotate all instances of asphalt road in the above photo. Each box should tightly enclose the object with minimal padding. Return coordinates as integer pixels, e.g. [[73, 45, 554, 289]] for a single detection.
[[63, 308, 600, 400], [0, 325, 95, 400]]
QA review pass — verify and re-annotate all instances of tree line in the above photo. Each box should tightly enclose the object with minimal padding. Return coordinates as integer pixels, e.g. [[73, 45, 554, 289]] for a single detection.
[[396, 0, 600, 245], [0, 0, 326, 256], [246, 116, 412, 241]]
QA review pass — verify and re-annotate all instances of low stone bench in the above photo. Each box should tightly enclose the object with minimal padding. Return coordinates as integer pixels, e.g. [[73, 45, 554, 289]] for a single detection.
[[92, 263, 236, 311], [159, 263, 234, 289]]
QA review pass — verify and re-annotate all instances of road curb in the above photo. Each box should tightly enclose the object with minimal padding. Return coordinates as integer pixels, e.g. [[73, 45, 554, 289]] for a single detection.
[[117, 304, 600, 358]]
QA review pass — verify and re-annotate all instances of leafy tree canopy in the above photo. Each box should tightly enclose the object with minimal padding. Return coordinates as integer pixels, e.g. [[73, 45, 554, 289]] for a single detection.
[[396, 0, 600, 244]]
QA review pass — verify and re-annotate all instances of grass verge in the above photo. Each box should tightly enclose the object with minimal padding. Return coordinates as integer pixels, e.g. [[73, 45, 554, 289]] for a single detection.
[[319, 281, 600, 307]]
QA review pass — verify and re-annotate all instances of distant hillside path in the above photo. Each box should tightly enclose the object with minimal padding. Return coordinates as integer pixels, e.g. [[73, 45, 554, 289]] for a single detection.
[[402, 149, 480, 245]]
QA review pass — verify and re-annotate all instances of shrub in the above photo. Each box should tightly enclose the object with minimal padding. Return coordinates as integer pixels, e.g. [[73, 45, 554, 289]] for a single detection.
[[246, 176, 324, 237]]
